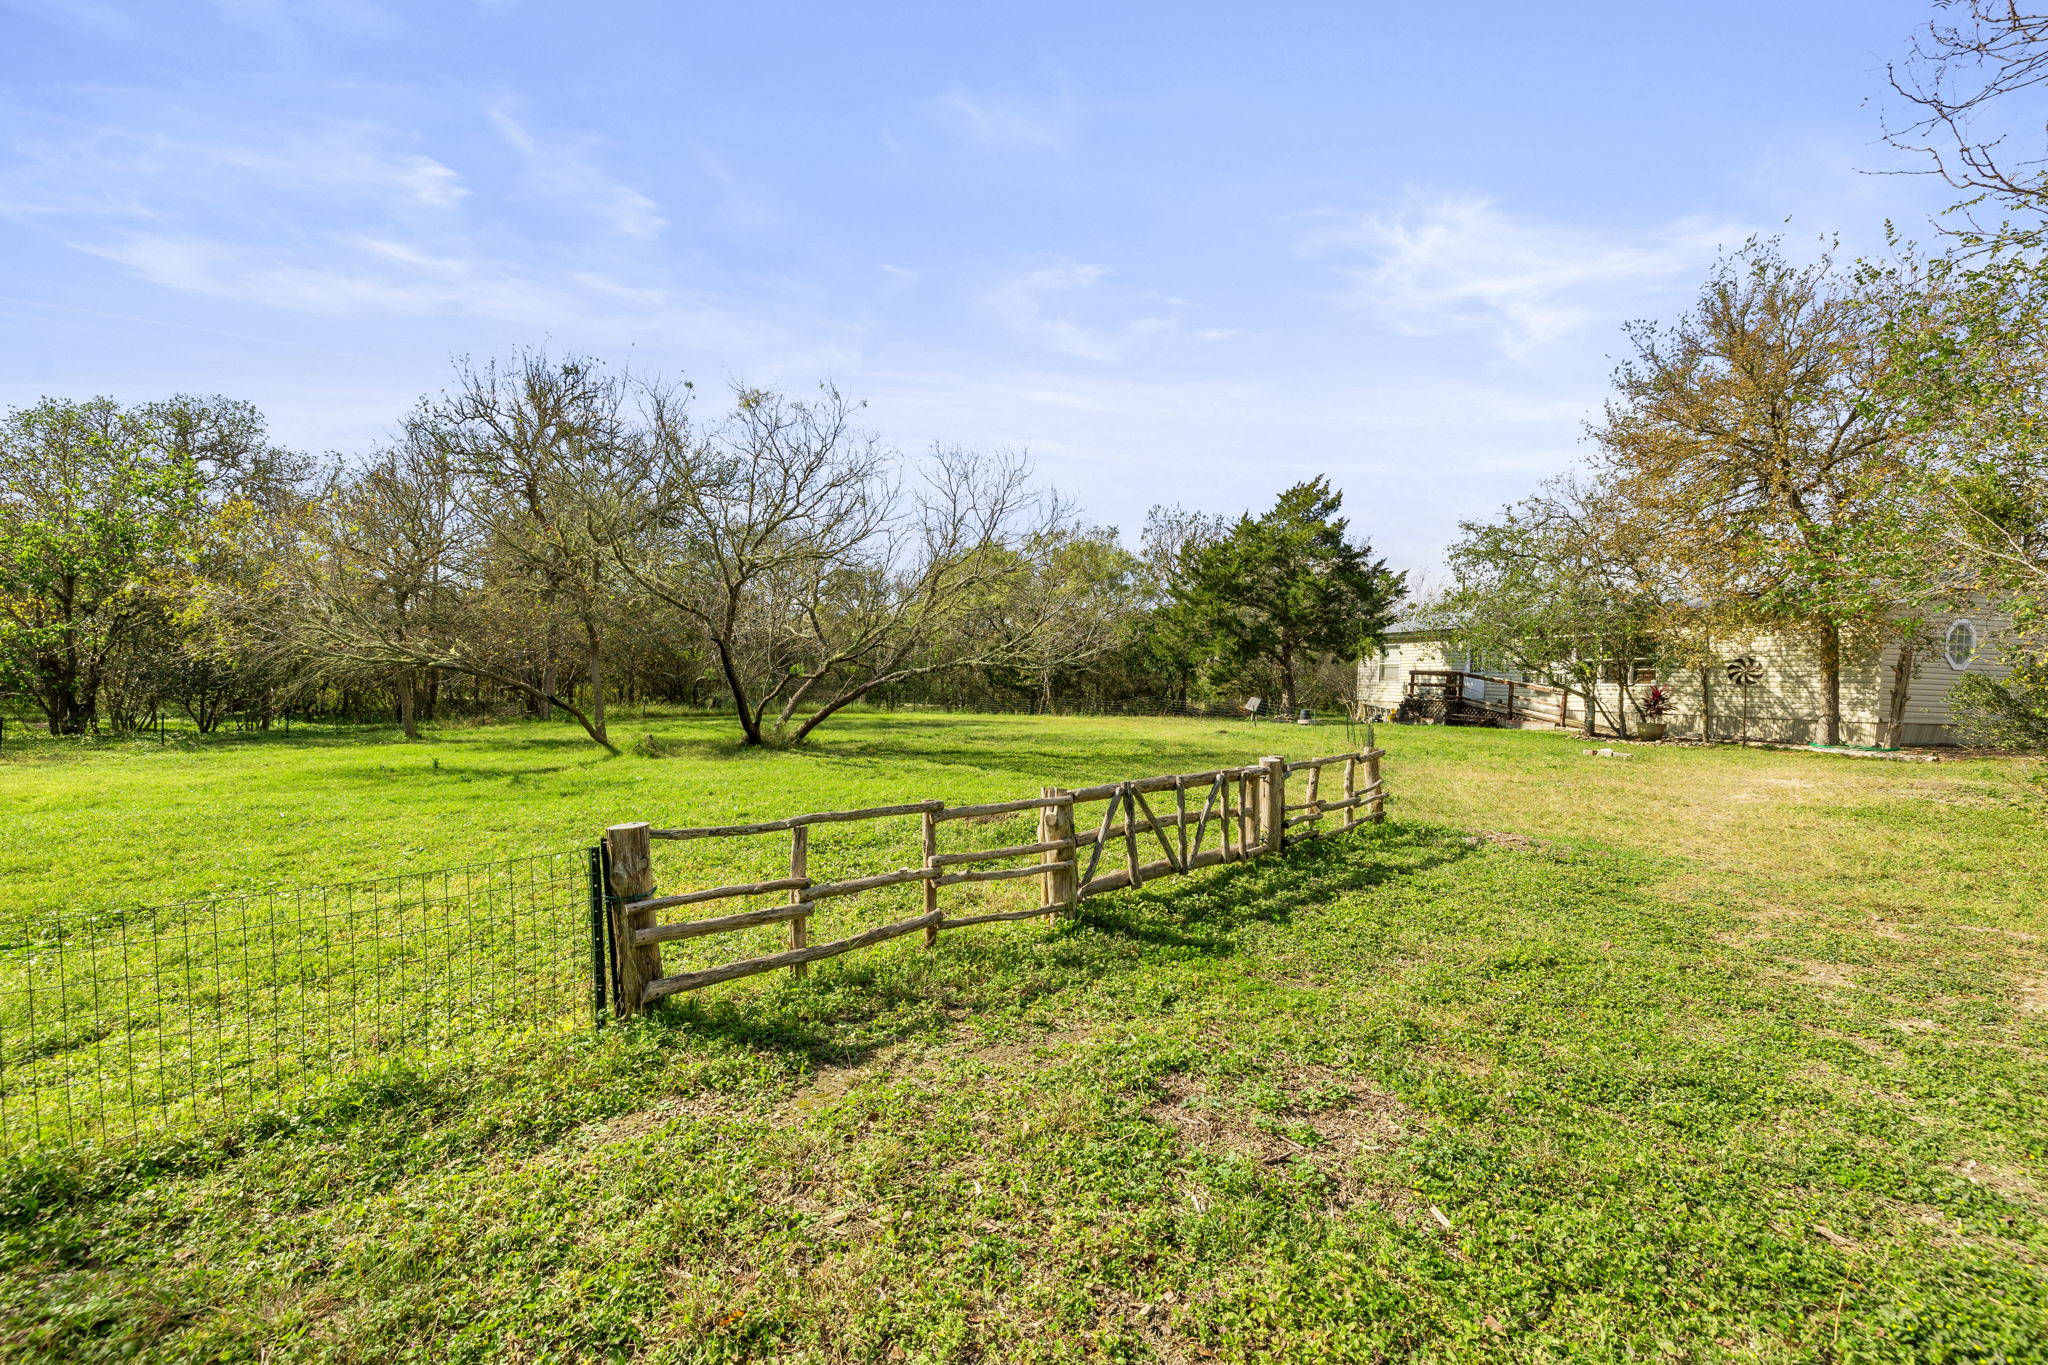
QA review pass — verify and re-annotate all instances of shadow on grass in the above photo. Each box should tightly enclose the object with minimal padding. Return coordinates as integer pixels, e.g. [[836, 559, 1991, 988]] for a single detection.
[[647, 822, 1473, 1070], [0, 823, 1474, 1195], [1080, 822, 1469, 945]]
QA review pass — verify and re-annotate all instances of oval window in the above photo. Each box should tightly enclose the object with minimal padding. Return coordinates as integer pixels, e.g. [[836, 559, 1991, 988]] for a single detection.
[[1944, 619, 1978, 671]]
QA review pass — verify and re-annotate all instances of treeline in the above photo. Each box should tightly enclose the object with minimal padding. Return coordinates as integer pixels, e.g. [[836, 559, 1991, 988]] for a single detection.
[[1427, 10, 2048, 750], [1431, 235, 2048, 748], [0, 356, 1402, 750]]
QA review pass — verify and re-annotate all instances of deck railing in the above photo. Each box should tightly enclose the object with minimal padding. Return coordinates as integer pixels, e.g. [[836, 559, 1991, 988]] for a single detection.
[[1403, 671, 1570, 728]]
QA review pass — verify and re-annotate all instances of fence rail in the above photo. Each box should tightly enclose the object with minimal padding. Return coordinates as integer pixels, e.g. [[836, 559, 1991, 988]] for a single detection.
[[2, 737, 1391, 1152], [601, 742, 1388, 1016]]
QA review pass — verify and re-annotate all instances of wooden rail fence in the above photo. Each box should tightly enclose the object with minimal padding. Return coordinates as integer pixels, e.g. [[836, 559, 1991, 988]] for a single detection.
[[599, 742, 1386, 1016]]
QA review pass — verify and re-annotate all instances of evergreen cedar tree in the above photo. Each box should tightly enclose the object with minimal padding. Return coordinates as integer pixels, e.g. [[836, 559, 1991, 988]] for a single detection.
[[1169, 477, 1404, 710]]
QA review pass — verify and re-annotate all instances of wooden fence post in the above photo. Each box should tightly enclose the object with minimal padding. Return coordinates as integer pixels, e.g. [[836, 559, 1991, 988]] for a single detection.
[[1040, 788, 1076, 914], [1260, 756, 1286, 854], [922, 805, 941, 946], [1122, 785, 1144, 888], [1175, 776, 1189, 868], [605, 822, 659, 1018], [1237, 771, 1252, 855], [1342, 755, 1359, 831], [788, 825, 809, 978], [1366, 747, 1386, 823]]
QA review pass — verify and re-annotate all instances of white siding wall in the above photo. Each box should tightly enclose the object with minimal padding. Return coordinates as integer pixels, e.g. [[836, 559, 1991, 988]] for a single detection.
[[1355, 611, 2013, 745], [1356, 638, 1452, 715], [1893, 609, 2013, 745]]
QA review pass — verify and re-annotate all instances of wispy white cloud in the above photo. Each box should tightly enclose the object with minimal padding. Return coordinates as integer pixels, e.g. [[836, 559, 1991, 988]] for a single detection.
[[1, 0, 139, 36], [72, 230, 811, 364], [684, 142, 780, 230], [924, 82, 1070, 152], [208, 0, 394, 40], [0, 110, 785, 350], [1300, 190, 1743, 360], [81, 232, 666, 325], [487, 106, 666, 239], [983, 260, 1174, 361], [0, 122, 465, 219]]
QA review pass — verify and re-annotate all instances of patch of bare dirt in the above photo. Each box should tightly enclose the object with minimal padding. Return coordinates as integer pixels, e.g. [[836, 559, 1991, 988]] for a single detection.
[[1464, 830, 1544, 852], [1146, 1067, 1415, 1214], [579, 1093, 761, 1147], [2017, 976, 2048, 1015], [1952, 1157, 2045, 1207], [1818, 1030, 1907, 1065], [1793, 960, 1858, 989], [1890, 779, 2021, 808], [957, 1023, 1099, 1069], [1082, 1287, 1211, 1365]]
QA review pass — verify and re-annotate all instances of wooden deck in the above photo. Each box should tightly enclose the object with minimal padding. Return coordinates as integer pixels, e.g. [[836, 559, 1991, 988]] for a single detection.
[[1397, 670, 1570, 729]]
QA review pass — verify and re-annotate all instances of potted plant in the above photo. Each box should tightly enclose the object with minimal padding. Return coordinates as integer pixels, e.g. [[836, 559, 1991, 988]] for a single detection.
[[1636, 685, 1670, 741]]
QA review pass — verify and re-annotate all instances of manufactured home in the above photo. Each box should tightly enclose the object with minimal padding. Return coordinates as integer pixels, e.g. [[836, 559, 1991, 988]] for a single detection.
[[1357, 613, 2012, 746]]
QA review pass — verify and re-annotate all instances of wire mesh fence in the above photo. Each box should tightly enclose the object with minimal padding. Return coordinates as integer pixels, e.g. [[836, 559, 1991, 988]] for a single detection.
[[865, 695, 1273, 721], [0, 850, 595, 1153]]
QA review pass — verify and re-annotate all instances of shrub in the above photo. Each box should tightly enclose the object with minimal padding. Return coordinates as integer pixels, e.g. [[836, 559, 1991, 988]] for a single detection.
[[1949, 668, 2048, 750]]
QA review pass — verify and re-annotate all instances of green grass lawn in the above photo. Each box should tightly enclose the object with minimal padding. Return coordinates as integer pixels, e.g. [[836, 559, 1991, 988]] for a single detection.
[[2, 714, 2046, 1361]]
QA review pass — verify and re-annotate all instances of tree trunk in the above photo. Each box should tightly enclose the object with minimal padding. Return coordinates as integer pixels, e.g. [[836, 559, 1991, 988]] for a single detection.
[[534, 658, 558, 721], [39, 669, 95, 735], [584, 629, 608, 747], [1880, 640, 1915, 749], [711, 641, 764, 745], [1278, 650, 1297, 711], [1816, 621, 1842, 747], [397, 669, 419, 740]]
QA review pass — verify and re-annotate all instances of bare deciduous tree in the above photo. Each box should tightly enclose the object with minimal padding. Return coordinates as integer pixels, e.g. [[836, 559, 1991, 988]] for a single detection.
[[1886, 3, 2048, 219], [620, 385, 1091, 745], [413, 351, 643, 748]]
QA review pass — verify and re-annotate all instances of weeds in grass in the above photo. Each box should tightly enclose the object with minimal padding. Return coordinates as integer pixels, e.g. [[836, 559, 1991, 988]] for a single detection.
[[0, 718, 2044, 1359]]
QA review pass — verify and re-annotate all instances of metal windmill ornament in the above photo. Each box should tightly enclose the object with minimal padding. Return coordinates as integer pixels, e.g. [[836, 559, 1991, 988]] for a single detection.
[[1724, 656, 1762, 743]]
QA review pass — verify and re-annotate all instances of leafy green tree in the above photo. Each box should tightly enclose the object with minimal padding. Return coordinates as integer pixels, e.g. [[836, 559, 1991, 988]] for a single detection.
[[1870, 240, 2048, 745], [974, 522, 1144, 708], [1591, 243, 1940, 746], [1169, 477, 1403, 709], [0, 396, 292, 734], [1433, 479, 1670, 736]]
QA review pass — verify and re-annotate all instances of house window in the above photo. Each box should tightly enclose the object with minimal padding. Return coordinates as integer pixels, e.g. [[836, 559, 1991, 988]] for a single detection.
[[1945, 619, 1979, 671]]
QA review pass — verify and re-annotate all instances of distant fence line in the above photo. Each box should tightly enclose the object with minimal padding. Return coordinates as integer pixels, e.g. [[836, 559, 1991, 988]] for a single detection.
[[2, 740, 1391, 1153], [861, 695, 1355, 723], [0, 694, 1365, 745]]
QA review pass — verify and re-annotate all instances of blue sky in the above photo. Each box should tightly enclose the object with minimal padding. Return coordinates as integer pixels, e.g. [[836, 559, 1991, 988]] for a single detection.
[[1, 0, 1960, 576]]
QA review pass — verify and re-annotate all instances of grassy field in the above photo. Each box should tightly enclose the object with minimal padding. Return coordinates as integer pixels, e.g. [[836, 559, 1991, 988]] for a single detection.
[[2, 714, 2046, 1360]]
